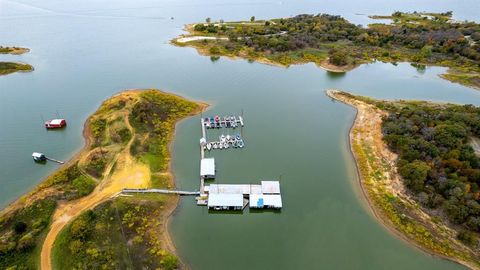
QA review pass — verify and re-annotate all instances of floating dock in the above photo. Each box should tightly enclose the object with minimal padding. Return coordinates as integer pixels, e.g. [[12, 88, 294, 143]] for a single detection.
[[202, 115, 244, 129]]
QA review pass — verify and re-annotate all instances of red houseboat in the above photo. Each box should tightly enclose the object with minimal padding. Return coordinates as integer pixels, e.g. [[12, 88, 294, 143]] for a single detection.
[[45, 119, 67, 129]]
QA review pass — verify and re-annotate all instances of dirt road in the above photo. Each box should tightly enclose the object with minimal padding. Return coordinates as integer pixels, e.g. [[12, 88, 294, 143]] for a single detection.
[[40, 116, 150, 270]]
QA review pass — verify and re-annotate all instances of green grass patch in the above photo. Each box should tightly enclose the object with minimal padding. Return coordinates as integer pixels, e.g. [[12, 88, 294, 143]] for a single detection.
[[0, 62, 33, 75], [52, 196, 177, 270], [0, 198, 57, 270]]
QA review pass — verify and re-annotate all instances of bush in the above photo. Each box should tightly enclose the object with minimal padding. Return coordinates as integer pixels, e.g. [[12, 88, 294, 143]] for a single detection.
[[328, 49, 349, 66], [457, 230, 478, 246], [72, 175, 96, 196], [161, 254, 179, 270]]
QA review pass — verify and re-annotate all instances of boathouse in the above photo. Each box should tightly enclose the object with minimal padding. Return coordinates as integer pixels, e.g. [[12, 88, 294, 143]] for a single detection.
[[200, 158, 215, 179], [45, 119, 66, 129], [249, 194, 282, 209], [207, 193, 244, 210]]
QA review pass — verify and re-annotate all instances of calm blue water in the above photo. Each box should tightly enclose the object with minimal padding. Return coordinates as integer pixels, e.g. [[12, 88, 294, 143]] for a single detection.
[[1, 0, 479, 269]]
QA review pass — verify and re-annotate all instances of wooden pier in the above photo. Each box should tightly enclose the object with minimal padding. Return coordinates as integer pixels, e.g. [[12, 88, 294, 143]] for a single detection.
[[46, 157, 64, 164]]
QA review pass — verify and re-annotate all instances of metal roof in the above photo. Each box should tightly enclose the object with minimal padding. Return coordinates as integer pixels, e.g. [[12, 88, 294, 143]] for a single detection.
[[49, 119, 64, 125], [250, 194, 282, 208], [261, 181, 281, 194], [207, 193, 244, 207], [206, 184, 262, 195], [200, 158, 215, 177], [32, 152, 45, 158]]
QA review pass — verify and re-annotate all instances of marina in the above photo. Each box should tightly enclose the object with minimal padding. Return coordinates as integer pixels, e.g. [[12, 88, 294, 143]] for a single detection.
[[198, 114, 283, 211]]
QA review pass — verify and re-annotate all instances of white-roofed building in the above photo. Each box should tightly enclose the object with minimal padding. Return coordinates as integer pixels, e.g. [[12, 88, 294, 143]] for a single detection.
[[205, 184, 262, 195], [200, 158, 215, 179], [249, 194, 282, 209], [207, 193, 244, 210], [261, 181, 281, 194]]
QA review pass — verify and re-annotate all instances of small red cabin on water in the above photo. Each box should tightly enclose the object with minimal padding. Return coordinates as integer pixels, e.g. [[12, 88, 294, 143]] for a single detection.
[[45, 119, 66, 129]]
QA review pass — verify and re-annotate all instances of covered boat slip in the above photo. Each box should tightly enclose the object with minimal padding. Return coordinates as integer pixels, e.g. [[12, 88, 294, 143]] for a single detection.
[[200, 158, 215, 179], [204, 181, 283, 211], [204, 181, 281, 195], [250, 194, 282, 209], [207, 193, 245, 210], [205, 184, 262, 195]]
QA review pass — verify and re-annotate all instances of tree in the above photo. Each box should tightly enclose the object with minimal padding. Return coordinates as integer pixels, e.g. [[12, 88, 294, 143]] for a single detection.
[[398, 160, 430, 193], [250, 16, 255, 22], [14, 221, 27, 234], [328, 49, 348, 66], [194, 24, 206, 32], [205, 17, 211, 23]]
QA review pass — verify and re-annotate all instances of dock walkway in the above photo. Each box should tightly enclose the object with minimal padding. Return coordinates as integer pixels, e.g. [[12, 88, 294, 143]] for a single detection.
[[122, 188, 200, 196]]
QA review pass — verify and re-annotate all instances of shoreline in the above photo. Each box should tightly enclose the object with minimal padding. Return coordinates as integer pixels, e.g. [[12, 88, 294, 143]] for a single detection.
[[163, 100, 208, 270], [326, 89, 479, 270], [0, 89, 204, 270], [172, 19, 480, 90]]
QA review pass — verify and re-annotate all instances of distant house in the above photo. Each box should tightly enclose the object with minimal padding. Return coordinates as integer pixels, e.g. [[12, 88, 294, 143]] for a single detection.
[[200, 158, 215, 179]]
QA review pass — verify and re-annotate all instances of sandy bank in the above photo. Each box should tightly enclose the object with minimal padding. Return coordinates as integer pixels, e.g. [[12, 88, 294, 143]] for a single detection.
[[325, 89, 479, 270]]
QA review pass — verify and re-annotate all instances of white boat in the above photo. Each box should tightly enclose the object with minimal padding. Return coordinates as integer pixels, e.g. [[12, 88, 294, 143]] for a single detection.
[[226, 134, 231, 141], [213, 142, 218, 149], [224, 142, 229, 149], [220, 134, 226, 142], [206, 142, 212, 151], [238, 140, 244, 148], [219, 142, 224, 149], [32, 152, 46, 162]]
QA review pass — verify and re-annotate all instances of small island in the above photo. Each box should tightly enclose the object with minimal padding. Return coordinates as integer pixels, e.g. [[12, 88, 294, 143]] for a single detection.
[[326, 90, 480, 270], [0, 46, 33, 76], [0, 90, 204, 269], [173, 12, 480, 89], [0, 46, 30, 55]]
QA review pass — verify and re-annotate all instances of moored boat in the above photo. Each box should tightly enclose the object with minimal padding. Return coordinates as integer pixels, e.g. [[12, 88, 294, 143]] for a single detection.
[[32, 152, 46, 162], [45, 118, 67, 129]]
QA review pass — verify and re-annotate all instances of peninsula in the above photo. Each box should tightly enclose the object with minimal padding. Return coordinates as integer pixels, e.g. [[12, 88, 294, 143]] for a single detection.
[[326, 90, 480, 270], [173, 12, 480, 89], [0, 46, 33, 76], [0, 90, 204, 269]]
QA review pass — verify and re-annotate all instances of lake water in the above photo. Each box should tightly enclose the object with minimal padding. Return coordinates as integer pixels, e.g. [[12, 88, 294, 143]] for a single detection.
[[1, 0, 480, 269]]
